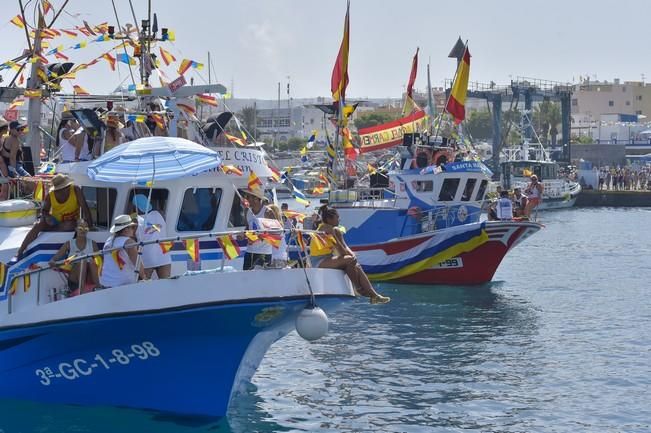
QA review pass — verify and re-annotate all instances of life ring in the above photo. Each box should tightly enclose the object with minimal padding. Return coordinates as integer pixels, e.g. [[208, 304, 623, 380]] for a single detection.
[[0, 199, 38, 227]]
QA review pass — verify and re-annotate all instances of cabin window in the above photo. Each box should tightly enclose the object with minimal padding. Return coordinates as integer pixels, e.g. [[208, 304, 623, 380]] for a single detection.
[[475, 180, 488, 201], [461, 178, 477, 201], [438, 178, 460, 201], [81, 187, 117, 230], [412, 180, 433, 192], [125, 188, 169, 217], [177, 188, 222, 232], [229, 193, 247, 228]]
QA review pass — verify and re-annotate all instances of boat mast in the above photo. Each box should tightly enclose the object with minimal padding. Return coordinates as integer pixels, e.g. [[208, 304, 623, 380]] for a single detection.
[[24, 2, 45, 169]]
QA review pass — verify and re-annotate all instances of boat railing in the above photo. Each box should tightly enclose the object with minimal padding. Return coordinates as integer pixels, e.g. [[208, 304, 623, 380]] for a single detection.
[[329, 188, 398, 208], [4, 227, 326, 314]]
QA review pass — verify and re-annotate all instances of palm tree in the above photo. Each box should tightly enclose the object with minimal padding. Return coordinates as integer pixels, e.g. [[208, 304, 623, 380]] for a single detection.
[[533, 101, 561, 146]]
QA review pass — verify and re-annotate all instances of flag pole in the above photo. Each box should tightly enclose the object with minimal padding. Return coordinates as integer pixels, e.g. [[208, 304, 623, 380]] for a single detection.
[[432, 40, 468, 146]]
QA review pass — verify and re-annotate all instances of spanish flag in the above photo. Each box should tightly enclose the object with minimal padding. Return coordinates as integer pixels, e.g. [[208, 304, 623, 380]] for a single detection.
[[184, 239, 200, 262], [225, 133, 246, 146], [296, 231, 306, 252], [222, 165, 243, 176], [445, 45, 471, 124], [218, 235, 241, 260], [245, 231, 259, 243], [102, 53, 116, 71], [196, 93, 218, 107], [177, 59, 193, 75], [151, 113, 166, 130], [73, 85, 90, 96], [159, 47, 176, 66], [9, 278, 17, 296], [111, 250, 125, 270], [54, 51, 69, 61], [283, 210, 306, 223], [10, 15, 25, 29], [342, 127, 357, 160], [269, 166, 281, 183], [42, 0, 53, 15], [248, 171, 262, 190], [260, 233, 282, 248], [159, 241, 175, 254], [0, 262, 6, 287], [93, 255, 103, 276], [331, 1, 350, 103]]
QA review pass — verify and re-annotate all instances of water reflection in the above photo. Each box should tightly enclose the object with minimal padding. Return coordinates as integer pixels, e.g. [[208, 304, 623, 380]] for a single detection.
[[250, 284, 540, 432]]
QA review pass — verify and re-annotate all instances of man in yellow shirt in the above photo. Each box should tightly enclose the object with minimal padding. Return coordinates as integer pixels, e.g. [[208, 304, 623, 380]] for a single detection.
[[17, 174, 92, 258]]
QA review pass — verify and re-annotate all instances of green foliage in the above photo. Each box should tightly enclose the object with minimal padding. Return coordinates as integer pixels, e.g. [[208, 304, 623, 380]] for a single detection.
[[466, 110, 492, 139], [276, 137, 306, 151], [533, 101, 561, 145], [572, 135, 594, 144], [354, 111, 399, 129], [238, 106, 257, 138]]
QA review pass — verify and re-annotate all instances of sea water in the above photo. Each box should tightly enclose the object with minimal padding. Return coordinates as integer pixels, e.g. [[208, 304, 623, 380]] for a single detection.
[[0, 208, 649, 432]]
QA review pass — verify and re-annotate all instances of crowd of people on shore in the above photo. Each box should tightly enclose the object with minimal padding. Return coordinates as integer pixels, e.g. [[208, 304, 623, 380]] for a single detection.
[[595, 166, 651, 191]]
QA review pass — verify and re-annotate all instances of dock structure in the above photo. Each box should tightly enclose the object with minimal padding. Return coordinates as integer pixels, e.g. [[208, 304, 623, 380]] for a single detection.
[[445, 77, 573, 175], [576, 190, 651, 207]]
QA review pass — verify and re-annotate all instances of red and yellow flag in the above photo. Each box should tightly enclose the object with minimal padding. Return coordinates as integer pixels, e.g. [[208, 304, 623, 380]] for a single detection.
[[177, 59, 193, 75], [331, 1, 350, 103], [93, 255, 103, 276], [0, 262, 6, 286], [222, 165, 243, 176], [33, 181, 44, 201], [269, 166, 281, 183], [42, 0, 53, 14], [10, 15, 25, 29], [9, 277, 17, 296], [247, 171, 262, 190], [225, 133, 246, 146], [184, 239, 200, 262], [245, 231, 259, 243], [445, 46, 471, 124], [102, 53, 116, 71], [283, 210, 305, 223], [296, 231, 306, 252], [218, 235, 241, 260], [260, 233, 282, 248], [159, 240, 175, 254], [54, 51, 69, 61], [159, 47, 176, 66], [196, 93, 218, 107], [111, 250, 125, 270], [73, 85, 90, 96]]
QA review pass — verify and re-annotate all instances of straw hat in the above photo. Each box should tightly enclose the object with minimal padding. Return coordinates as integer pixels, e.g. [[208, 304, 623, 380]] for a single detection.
[[110, 214, 137, 234], [246, 187, 266, 201], [51, 174, 74, 191]]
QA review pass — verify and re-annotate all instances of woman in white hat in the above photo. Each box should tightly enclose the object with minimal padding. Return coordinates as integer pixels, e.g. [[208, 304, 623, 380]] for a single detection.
[[242, 187, 274, 270], [100, 214, 146, 288]]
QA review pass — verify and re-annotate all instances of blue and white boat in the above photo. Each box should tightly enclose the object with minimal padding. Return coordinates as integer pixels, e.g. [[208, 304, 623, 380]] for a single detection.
[[0, 136, 355, 417]]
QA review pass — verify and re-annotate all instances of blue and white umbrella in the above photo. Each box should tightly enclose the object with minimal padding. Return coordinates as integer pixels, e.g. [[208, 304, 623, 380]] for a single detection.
[[87, 136, 221, 183]]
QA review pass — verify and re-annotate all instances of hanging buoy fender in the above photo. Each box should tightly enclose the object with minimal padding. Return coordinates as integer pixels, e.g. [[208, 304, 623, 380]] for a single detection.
[[295, 306, 329, 341]]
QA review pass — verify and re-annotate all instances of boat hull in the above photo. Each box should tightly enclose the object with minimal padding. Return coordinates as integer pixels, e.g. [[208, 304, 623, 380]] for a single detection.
[[0, 296, 346, 417], [391, 221, 541, 284], [351, 221, 542, 285], [0, 267, 354, 417]]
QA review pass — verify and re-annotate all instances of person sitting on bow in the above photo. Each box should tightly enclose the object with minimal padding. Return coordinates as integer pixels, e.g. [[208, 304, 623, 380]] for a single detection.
[[310, 204, 390, 304], [17, 174, 92, 258]]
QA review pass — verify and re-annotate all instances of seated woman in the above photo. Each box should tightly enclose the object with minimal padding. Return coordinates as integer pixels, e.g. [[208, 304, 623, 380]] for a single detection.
[[48, 219, 100, 295], [133, 194, 171, 279], [100, 214, 146, 288], [267, 204, 289, 268], [310, 205, 390, 304], [17, 174, 92, 258]]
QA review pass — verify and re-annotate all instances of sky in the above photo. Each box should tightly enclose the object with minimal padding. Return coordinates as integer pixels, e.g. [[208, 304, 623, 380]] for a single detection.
[[2, 0, 651, 100]]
